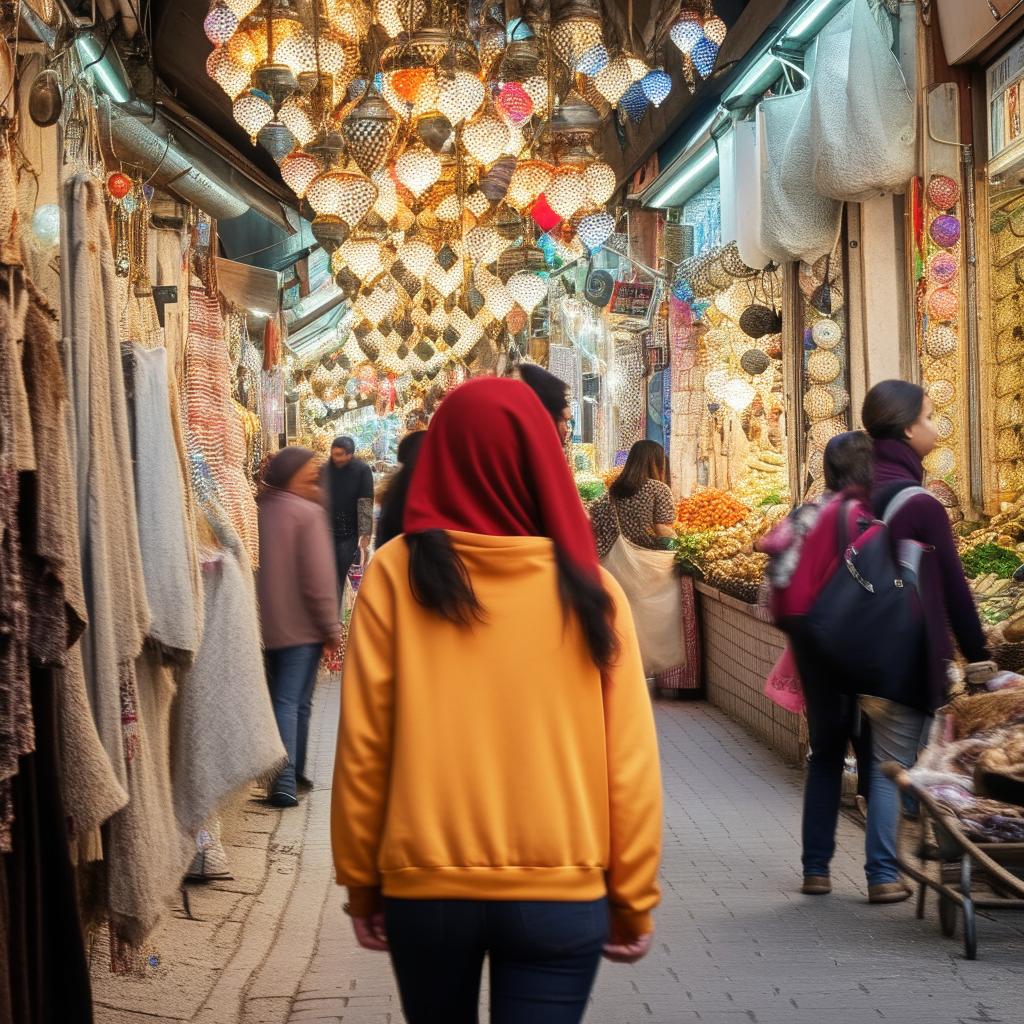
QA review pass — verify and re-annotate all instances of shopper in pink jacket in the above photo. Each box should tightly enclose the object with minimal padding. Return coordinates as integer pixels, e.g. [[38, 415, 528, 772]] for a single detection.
[[257, 447, 340, 807]]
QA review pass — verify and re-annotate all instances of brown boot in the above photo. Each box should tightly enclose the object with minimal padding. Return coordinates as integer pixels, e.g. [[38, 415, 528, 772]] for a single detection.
[[868, 881, 912, 904], [801, 875, 832, 895]]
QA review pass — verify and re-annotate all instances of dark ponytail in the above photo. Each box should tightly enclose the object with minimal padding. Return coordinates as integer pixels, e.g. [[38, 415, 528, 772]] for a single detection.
[[405, 532, 618, 670]]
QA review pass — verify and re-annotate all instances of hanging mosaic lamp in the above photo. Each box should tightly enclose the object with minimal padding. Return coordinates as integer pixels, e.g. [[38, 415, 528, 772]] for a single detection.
[[224, 0, 259, 17], [594, 55, 632, 105], [340, 237, 386, 284], [278, 94, 317, 145], [619, 81, 649, 123], [669, 7, 704, 55], [522, 75, 550, 117], [506, 271, 547, 315], [207, 47, 250, 98], [434, 72, 480, 124], [507, 159, 552, 210], [398, 238, 435, 279], [343, 91, 398, 176], [703, 15, 728, 46], [930, 214, 961, 249], [927, 174, 960, 211], [233, 91, 275, 141], [546, 167, 588, 220], [576, 210, 615, 252], [583, 160, 616, 205], [691, 37, 720, 78], [395, 144, 442, 197], [497, 81, 534, 125], [226, 28, 259, 70], [279, 148, 320, 197], [204, 1, 239, 46], [641, 67, 672, 107], [551, 12, 603, 72], [462, 110, 510, 166], [576, 42, 609, 76]]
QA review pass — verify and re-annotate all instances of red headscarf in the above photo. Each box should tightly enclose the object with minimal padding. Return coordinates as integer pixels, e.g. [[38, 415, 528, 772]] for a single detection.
[[403, 377, 600, 581]]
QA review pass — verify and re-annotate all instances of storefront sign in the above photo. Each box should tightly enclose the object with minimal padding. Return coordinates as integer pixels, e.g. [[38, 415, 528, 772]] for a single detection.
[[988, 35, 1024, 161]]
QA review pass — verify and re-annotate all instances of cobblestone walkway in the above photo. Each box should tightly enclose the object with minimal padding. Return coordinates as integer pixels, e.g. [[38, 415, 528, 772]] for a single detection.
[[95, 677, 1024, 1024]]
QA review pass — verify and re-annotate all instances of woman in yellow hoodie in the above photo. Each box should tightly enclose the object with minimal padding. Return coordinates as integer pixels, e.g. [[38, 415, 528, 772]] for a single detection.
[[331, 377, 662, 1024]]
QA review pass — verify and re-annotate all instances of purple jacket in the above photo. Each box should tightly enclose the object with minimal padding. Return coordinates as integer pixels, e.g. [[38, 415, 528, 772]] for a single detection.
[[257, 488, 341, 650], [872, 439, 988, 676]]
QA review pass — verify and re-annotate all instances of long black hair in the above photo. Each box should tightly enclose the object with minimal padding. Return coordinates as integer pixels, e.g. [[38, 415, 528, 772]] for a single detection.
[[375, 430, 427, 549], [610, 439, 669, 500], [405, 533, 617, 670], [861, 380, 925, 441]]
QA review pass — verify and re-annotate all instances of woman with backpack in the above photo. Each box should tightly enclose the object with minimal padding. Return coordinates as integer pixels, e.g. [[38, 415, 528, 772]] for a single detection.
[[758, 432, 875, 897], [331, 378, 662, 1024], [860, 380, 995, 902]]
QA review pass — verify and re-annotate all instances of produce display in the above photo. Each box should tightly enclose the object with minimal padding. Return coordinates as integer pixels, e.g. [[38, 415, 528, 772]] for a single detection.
[[962, 544, 1023, 581], [675, 489, 749, 531]]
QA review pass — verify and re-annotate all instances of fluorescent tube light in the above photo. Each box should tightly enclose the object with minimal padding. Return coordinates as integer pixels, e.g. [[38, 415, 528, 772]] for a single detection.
[[647, 145, 718, 207], [785, 0, 841, 41]]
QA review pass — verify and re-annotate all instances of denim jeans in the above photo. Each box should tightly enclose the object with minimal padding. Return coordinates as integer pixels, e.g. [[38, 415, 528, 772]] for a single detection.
[[859, 696, 931, 885], [383, 898, 608, 1024], [264, 643, 322, 799]]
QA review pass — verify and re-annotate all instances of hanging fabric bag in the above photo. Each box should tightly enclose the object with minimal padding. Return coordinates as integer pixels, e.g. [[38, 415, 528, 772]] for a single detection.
[[808, 0, 916, 202]]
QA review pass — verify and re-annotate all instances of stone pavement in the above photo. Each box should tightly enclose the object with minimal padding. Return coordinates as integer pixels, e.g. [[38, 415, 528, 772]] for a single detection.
[[94, 677, 1024, 1024]]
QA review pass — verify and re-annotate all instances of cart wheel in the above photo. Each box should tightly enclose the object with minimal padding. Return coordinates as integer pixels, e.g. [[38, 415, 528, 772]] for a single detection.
[[938, 894, 957, 937], [963, 901, 977, 960]]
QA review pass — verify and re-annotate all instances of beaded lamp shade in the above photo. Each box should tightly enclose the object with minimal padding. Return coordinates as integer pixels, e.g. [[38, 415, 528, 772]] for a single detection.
[[739, 303, 781, 339], [233, 92, 275, 140], [740, 348, 770, 375], [462, 110, 509, 166], [307, 169, 377, 229], [583, 160, 615, 204], [551, 15, 603, 72], [438, 70, 485, 125], [278, 95, 317, 145], [522, 75, 550, 117], [669, 8, 703, 55], [594, 56, 631, 105], [224, 0, 259, 16], [343, 92, 398, 176], [928, 287, 958, 322], [207, 47, 250, 98], [546, 167, 587, 219], [807, 349, 841, 384], [930, 215, 961, 249], [395, 144, 442, 197], [929, 379, 955, 406], [576, 210, 614, 251], [507, 271, 547, 314], [576, 43, 609, 76], [398, 239, 435, 279], [498, 82, 533, 125], [811, 318, 842, 349], [804, 386, 838, 421], [205, 2, 239, 45], [928, 250, 958, 285], [641, 68, 671, 107], [927, 174, 960, 212], [280, 149, 320, 198], [691, 37, 719, 79], [703, 15, 728, 45], [507, 159, 553, 210], [340, 237, 385, 283], [926, 324, 957, 358]]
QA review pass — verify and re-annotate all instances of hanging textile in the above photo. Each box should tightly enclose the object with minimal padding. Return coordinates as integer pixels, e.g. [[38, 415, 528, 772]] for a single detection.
[[184, 290, 259, 564], [61, 173, 151, 790]]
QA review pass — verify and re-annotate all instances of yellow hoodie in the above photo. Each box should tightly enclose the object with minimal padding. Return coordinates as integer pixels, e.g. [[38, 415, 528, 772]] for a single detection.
[[331, 531, 662, 937]]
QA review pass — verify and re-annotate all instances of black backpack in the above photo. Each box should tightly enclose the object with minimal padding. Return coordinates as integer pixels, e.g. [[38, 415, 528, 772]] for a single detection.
[[798, 487, 931, 701]]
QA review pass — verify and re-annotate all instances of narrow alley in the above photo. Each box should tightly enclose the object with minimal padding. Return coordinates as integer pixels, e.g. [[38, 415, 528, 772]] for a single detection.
[[92, 680, 1024, 1024]]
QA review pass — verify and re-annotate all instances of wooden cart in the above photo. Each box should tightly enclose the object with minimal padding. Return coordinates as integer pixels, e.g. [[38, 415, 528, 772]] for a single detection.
[[884, 761, 1024, 960]]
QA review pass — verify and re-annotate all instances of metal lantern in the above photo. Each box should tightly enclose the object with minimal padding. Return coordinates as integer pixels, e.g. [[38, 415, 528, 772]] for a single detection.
[[438, 70, 485, 125], [204, 1, 239, 46], [343, 91, 398, 176], [462, 110, 509, 166]]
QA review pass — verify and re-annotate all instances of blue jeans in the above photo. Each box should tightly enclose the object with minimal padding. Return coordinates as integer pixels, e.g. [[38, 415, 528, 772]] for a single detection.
[[264, 643, 322, 799], [860, 696, 931, 885], [384, 898, 608, 1024]]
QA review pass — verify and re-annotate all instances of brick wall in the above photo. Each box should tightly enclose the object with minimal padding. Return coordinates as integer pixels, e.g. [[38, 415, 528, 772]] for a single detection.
[[696, 583, 808, 765]]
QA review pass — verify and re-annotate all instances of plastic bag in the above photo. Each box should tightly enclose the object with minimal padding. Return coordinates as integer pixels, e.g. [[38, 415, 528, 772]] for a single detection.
[[764, 644, 805, 714], [759, 92, 843, 264], [808, 0, 916, 201]]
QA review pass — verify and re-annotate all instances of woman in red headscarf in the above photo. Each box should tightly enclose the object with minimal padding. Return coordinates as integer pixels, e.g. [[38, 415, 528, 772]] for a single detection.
[[331, 378, 662, 1024]]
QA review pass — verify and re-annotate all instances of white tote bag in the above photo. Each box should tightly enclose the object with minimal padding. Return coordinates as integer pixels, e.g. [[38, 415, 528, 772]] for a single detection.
[[759, 92, 843, 264], [601, 507, 686, 677], [808, 0, 916, 202], [717, 125, 738, 249], [733, 119, 772, 271]]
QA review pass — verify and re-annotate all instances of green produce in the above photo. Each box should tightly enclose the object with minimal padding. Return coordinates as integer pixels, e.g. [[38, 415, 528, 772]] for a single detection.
[[962, 543, 1023, 580]]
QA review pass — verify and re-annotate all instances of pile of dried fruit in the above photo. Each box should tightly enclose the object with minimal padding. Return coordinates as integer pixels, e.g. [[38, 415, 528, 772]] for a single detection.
[[676, 489, 750, 531]]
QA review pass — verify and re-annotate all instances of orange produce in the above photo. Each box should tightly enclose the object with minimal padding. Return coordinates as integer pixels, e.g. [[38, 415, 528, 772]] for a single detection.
[[676, 489, 749, 532]]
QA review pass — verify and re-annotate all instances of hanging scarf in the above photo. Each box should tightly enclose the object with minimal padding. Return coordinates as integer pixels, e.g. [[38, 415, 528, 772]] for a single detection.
[[403, 377, 600, 582]]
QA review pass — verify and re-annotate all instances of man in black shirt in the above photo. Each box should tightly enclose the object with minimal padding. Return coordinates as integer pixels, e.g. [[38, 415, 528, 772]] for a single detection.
[[324, 435, 374, 593]]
